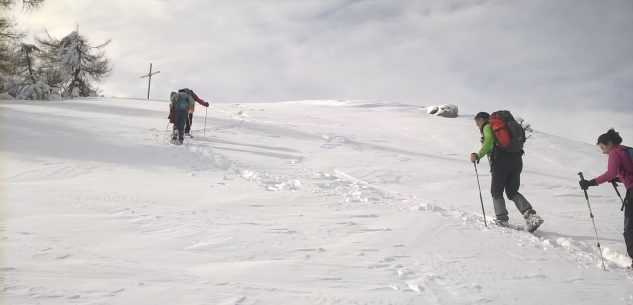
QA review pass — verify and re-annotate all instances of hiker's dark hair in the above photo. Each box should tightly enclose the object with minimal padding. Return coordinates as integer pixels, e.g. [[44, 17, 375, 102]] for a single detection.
[[597, 129, 623, 145], [474, 112, 490, 121]]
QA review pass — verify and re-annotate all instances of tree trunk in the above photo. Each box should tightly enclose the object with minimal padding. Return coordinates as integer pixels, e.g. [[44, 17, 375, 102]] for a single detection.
[[26, 51, 35, 83]]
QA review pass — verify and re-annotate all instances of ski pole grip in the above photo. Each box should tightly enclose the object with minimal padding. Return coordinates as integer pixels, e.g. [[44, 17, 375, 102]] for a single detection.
[[578, 172, 589, 200]]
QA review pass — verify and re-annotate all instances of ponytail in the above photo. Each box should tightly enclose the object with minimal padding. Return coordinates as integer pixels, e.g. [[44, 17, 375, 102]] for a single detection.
[[596, 128, 623, 145]]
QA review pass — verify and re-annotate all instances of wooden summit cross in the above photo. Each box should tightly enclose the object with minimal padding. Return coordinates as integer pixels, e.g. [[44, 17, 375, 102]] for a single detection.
[[140, 63, 160, 99]]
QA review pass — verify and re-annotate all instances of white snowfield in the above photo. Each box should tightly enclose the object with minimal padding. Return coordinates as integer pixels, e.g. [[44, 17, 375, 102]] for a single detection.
[[1, 97, 632, 305]]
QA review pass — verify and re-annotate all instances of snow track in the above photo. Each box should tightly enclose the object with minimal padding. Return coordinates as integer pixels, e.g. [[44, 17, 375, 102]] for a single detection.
[[1, 98, 632, 305]]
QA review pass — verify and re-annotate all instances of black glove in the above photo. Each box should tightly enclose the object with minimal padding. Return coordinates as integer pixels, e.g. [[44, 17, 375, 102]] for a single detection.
[[470, 153, 480, 164], [579, 179, 597, 190], [203, 101, 209, 107]]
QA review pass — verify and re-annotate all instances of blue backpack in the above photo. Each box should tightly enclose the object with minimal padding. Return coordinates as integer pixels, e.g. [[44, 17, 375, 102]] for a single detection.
[[174, 92, 190, 111]]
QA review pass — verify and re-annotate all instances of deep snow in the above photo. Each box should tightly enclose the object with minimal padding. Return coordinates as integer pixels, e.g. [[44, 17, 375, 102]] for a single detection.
[[1, 97, 632, 305]]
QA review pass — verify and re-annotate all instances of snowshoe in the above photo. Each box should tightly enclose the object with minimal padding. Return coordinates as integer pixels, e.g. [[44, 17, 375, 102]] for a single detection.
[[491, 219, 527, 232], [524, 213, 544, 233]]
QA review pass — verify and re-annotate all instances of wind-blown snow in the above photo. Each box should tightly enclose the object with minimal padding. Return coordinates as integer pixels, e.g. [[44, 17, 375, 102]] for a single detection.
[[1, 98, 632, 305]]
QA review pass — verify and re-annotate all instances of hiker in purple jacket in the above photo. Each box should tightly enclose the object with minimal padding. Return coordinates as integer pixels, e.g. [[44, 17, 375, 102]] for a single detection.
[[579, 129, 633, 267]]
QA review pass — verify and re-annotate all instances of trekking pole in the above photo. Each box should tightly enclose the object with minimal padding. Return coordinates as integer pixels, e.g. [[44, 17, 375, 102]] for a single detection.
[[474, 162, 488, 227], [162, 122, 170, 143], [204, 107, 208, 136], [612, 181, 626, 211], [578, 172, 607, 271]]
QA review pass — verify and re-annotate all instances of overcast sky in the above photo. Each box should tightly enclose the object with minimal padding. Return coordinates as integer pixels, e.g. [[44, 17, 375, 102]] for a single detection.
[[12, 0, 633, 143]]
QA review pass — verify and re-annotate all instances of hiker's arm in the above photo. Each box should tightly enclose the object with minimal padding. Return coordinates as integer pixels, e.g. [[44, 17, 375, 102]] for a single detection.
[[594, 151, 622, 184], [477, 124, 494, 159], [191, 92, 206, 105]]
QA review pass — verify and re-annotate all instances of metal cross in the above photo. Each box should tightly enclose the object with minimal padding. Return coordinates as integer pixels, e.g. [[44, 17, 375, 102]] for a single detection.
[[140, 63, 160, 99]]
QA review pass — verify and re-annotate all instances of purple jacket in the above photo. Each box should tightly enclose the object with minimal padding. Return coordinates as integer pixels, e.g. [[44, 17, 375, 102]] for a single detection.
[[594, 145, 633, 190]]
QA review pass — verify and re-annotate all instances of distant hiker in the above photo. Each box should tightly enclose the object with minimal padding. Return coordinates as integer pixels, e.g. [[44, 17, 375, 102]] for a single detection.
[[169, 90, 194, 145], [579, 129, 633, 267], [178, 88, 209, 137], [470, 111, 544, 232]]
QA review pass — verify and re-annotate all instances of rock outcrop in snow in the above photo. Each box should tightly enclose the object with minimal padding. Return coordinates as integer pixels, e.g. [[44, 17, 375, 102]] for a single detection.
[[426, 104, 459, 118]]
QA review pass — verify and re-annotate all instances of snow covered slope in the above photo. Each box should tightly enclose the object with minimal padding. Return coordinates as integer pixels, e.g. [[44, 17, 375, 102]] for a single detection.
[[1, 98, 632, 305]]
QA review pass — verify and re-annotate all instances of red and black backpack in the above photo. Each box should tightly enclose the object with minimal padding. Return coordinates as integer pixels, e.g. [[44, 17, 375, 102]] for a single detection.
[[489, 110, 526, 153]]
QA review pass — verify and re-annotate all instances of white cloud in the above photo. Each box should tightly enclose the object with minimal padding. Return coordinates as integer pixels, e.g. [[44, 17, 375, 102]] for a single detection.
[[11, 0, 633, 141]]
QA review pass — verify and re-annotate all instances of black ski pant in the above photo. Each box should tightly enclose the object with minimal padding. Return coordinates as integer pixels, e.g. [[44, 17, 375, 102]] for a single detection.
[[490, 153, 534, 221], [172, 110, 188, 142], [185, 113, 194, 134], [491, 153, 524, 200], [624, 188, 633, 259]]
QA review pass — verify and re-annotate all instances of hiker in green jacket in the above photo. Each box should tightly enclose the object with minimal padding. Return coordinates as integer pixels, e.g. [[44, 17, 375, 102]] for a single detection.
[[470, 111, 543, 231], [472, 113, 495, 162]]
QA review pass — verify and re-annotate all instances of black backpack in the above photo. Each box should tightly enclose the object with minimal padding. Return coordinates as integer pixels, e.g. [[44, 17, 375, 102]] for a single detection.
[[621, 146, 633, 174], [626, 146, 633, 160]]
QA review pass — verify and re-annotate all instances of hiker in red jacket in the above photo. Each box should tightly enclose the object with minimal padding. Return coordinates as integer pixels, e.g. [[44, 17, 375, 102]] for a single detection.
[[179, 88, 209, 137], [579, 129, 633, 267]]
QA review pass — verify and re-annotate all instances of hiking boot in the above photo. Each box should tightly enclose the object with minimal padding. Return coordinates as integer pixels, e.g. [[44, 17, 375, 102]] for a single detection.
[[493, 219, 510, 227], [524, 212, 544, 233]]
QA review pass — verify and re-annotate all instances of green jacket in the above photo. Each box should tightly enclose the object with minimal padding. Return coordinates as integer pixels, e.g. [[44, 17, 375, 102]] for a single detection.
[[477, 123, 495, 159]]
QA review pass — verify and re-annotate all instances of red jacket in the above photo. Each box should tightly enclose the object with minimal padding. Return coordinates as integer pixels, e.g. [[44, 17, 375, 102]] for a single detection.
[[190, 91, 206, 112]]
